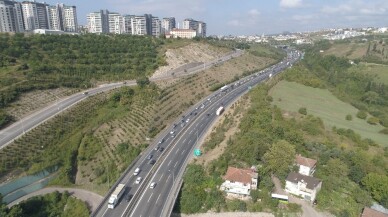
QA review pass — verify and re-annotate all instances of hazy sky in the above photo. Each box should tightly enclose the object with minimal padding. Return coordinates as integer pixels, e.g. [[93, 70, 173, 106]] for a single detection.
[[44, 0, 388, 35]]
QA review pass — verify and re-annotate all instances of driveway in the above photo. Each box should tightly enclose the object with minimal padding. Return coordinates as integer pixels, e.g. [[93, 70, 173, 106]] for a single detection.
[[272, 176, 333, 217], [7, 187, 103, 212]]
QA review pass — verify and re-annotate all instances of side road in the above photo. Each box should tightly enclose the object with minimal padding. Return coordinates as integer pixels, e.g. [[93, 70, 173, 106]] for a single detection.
[[7, 187, 103, 212]]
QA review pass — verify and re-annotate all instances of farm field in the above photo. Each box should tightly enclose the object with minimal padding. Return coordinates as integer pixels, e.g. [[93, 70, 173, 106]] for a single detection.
[[323, 42, 368, 59], [270, 80, 387, 146]]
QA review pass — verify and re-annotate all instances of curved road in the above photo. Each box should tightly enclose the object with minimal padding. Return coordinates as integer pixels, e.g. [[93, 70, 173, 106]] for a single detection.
[[0, 50, 243, 150], [91, 49, 301, 217]]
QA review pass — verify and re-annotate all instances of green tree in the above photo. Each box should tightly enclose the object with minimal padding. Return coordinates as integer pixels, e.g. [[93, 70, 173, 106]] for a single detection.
[[0, 194, 8, 217], [263, 140, 296, 177], [356, 110, 367, 119], [298, 107, 307, 115], [362, 173, 388, 202]]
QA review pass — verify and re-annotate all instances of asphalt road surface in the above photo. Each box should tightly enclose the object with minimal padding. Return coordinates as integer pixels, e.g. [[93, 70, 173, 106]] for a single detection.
[[92, 49, 301, 217], [0, 50, 242, 150]]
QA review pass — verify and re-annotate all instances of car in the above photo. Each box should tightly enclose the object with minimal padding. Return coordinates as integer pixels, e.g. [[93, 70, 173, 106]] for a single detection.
[[171, 134, 175, 138], [123, 81, 127, 84], [149, 159, 156, 165], [207, 113, 210, 116], [159, 147, 164, 152], [83, 91, 88, 95], [150, 182, 157, 189], [173, 124, 177, 128], [158, 139, 164, 144], [125, 193, 132, 202], [170, 130, 175, 134], [133, 168, 140, 176], [135, 177, 142, 184], [181, 119, 185, 123], [194, 112, 197, 116], [186, 119, 190, 123], [147, 154, 153, 160], [181, 123, 185, 127], [154, 146, 160, 151]]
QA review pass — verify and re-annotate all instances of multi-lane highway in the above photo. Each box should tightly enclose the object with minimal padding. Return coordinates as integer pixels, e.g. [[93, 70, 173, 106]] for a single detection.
[[0, 50, 243, 150], [92, 49, 301, 217]]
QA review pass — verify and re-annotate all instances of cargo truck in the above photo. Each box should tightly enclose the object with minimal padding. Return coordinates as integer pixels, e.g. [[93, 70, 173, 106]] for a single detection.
[[108, 183, 126, 209], [216, 106, 224, 116]]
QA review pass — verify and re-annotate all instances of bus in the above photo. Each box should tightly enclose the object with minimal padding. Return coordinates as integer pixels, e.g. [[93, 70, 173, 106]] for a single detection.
[[271, 193, 289, 203]]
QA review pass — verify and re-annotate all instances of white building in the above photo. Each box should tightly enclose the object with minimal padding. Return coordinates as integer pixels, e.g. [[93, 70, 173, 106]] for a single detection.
[[182, 18, 206, 37], [123, 15, 133, 34], [296, 154, 317, 176], [285, 172, 322, 202], [61, 4, 77, 32], [21, 0, 49, 31], [0, 0, 24, 32], [108, 12, 124, 34], [161, 17, 175, 35], [131, 15, 147, 35], [87, 10, 109, 33], [169, 28, 197, 39], [47, 5, 61, 30], [220, 167, 258, 198], [197, 21, 206, 37]]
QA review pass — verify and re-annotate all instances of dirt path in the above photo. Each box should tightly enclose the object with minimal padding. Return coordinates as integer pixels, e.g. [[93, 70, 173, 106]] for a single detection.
[[7, 187, 103, 212], [271, 176, 333, 217]]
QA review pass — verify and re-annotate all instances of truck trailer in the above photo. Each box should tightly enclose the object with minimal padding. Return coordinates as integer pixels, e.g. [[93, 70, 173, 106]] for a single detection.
[[216, 106, 224, 116], [108, 183, 126, 209]]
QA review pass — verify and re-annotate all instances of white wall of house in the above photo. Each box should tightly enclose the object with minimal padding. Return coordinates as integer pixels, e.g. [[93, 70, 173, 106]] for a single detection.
[[285, 181, 321, 202], [299, 165, 312, 176], [220, 180, 251, 196]]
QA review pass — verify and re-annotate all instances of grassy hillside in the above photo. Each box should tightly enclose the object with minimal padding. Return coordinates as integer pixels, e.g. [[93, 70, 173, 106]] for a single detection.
[[270, 80, 386, 146], [357, 63, 388, 85]]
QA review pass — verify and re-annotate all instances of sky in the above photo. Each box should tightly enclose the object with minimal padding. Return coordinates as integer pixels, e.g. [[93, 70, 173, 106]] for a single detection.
[[44, 0, 388, 35]]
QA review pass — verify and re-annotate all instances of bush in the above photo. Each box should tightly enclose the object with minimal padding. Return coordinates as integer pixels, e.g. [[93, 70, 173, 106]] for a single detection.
[[379, 128, 388, 135], [298, 107, 307, 115], [367, 117, 379, 125], [345, 114, 352, 121], [356, 110, 367, 119]]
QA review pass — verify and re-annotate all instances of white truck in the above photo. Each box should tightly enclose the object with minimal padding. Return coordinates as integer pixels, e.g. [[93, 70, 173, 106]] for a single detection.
[[108, 183, 126, 209], [216, 106, 224, 116], [220, 85, 228, 92]]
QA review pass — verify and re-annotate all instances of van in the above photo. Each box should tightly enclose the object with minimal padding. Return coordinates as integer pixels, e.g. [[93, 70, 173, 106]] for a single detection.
[[133, 168, 140, 176]]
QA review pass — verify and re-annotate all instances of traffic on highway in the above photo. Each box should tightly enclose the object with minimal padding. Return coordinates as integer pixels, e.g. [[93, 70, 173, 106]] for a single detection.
[[92, 48, 302, 217]]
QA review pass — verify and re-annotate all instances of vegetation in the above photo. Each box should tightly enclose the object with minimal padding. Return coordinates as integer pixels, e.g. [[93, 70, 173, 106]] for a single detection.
[[1, 191, 89, 217]]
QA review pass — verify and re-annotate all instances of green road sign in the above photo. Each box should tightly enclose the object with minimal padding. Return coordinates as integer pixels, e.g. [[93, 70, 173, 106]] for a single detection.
[[194, 149, 202, 156]]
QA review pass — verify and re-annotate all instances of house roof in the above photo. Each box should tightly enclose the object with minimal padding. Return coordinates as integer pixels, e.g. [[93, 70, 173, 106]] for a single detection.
[[296, 154, 317, 168], [286, 172, 321, 190], [223, 167, 258, 185], [361, 207, 388, 217]]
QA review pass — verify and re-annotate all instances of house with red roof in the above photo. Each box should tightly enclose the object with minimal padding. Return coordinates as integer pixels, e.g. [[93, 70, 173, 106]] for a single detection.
[[361, 207, 388, 217], [220, 166, 258, 198]]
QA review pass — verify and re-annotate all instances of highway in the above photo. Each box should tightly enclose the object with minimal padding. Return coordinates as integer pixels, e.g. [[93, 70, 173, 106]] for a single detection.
[[0, 50, 242, 150], [92, 49, 301, 217]]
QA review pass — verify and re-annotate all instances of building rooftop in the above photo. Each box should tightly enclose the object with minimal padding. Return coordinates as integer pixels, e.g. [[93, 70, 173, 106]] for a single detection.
[[286, 172, 321, 190], [361, 207, 388, 217], [223, 167, 258, 185], [296, 154, 317, 168], [171, 28, 196, 32]]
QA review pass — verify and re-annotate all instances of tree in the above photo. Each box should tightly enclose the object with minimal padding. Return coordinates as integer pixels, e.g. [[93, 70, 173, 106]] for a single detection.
[[136, 76, 150, 88], [263, 140, 296, 177], [0, 194, 8, 217], [362, 173, 388, 202], [345, 114, 352, 121], [298, 107, 307, 115], [356, 110, 367, 119]]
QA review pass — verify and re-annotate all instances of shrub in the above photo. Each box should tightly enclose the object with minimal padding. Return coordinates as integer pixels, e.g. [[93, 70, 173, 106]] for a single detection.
[[367, 117, 379, 125], [345, 114, 352, 121], [356, 110, 367, 119], [379, 128, 388, 135], [298, 107, 307, 115]]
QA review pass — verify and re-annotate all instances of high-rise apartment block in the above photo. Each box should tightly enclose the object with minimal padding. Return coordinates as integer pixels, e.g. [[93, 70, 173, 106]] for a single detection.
[[108, 12, 125, 34], [131, 15, 147, 35], [0, 0, 78, 33], [161, 17, 175, 34], [0, 0, 24, 32], [182, 18, 206, 37]]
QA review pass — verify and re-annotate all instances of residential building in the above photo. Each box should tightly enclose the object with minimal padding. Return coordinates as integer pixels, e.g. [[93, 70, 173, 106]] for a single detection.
[[87, 10, 109, 33], [295, 154, 317, 176], [161, 17, 175, 34], [169, 28, 196, 39], [0, 0, 24, 32], [361, 207, 388, 217], [21, 0, 49, 31], [182, 18, 206, 37], [61, 4, 77, 32], [131, 15, 147, 35], [47, 5, 62, 30], [108, 12, 124, 34], [220, 166, 258, 198], [285, 172, 322, 202], [151, 17, 161, 36], [123, 15, 134, 34]]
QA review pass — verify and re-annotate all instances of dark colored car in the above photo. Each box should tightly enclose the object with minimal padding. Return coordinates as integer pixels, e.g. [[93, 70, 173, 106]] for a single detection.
[[149, 159, 156, 165], [125, 193, 132, 202], [147, 154, 153, 160], [159, 147, 164, 152]]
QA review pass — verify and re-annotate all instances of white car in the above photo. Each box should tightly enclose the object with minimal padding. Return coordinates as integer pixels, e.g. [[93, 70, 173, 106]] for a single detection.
[[186, 119, 190, 123], [170, 130, 175, 134], [135, 177, 142, 184], [133, 168, 140, 176], [150, 182, 157, 189]]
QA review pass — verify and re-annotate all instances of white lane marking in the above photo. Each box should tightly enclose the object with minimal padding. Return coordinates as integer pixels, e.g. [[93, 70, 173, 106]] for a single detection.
[[189, 129, 193, 134], [200, 124, 204, 128], [147, 192, 154, 203], [158, 174, 164, 182], [181, 149, 185, 155], [188, 139, 192, 144], [167, 160, 172, 166], [156, 194, 161, 204], [102, 208, 108, 217], [174, 161, 178, 168], [175, 148, 180, 154], [183, 138, 187, 143]]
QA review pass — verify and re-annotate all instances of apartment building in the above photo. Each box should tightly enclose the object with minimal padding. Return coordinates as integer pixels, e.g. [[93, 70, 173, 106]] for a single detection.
[[182, 18, 206, 37], [21, 0, 49, 31], [87, 10, 109, 33], [0, 0, 24, 32], [151, 16, 161, 36], [161, 17, 175, 34], [131, 15, 147, 35], [108, 12, 125, 34]]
